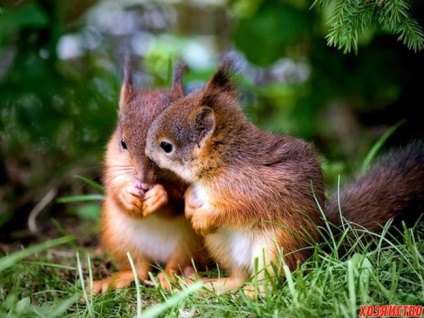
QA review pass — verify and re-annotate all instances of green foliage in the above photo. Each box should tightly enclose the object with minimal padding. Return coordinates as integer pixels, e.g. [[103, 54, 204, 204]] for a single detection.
[[314, 0, 424, 53], [138, 283, 203, 318], [2, 293, 78, 318], [0, 236, 74, 272], [233, 0, 313, 66], [0, 1, 117, 229], [0, 4, 48, 46], [1, 224, 424, 316], [362, 119, 405, 171]]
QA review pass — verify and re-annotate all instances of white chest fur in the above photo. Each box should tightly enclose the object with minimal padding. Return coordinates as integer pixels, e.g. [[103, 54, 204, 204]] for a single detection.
[[191, 183, 210, 207], [206, 227, 272, 274], [192, 184, 270, 274], [207, 228, 254, 270], [110, 207, 190, 264]]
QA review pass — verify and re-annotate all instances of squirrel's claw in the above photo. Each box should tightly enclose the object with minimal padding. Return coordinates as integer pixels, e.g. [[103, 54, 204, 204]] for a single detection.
[[142, 184, 169, 217], [117, 183, 144, 214]]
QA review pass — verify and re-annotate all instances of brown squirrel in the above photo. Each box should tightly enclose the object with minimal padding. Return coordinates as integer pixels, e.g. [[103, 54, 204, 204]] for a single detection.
[[145, 59, 326, 295], [145, 59, 424, 295], [91, 58, 208, 293]]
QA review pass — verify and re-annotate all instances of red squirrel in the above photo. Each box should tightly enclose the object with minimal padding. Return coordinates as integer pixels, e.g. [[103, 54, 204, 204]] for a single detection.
[[92, 59, 208, 293], [145, 59, 424, 295], [145, 59, 325, 295]]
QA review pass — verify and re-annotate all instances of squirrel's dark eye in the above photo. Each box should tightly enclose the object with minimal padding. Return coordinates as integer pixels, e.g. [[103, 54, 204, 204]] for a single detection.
[[120, 138, 128, 150], [160, 141, 173, 153]]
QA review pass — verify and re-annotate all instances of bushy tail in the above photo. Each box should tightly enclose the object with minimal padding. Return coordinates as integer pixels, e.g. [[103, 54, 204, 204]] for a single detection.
[[325, 140, 424, 233]]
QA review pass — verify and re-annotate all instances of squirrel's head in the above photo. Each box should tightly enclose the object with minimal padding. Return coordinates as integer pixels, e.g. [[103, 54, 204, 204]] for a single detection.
[[116, 57, 185, 185], [145, 58, 246, 182]]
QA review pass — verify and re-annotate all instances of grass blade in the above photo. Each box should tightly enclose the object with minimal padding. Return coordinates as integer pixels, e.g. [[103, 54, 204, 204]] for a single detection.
[[128, 252, 142, 318], [57, 194, 104, 203], [75, 175, 104, 192], [139, 282, 203, 318], [362, 119, 405, 171], [0, 236, 74, 272]]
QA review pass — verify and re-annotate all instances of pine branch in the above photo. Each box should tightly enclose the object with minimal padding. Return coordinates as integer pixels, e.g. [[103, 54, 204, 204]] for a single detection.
[[378, 0, 424, 51], [313, 0, 424, 53], [325, 0, 368, 53]]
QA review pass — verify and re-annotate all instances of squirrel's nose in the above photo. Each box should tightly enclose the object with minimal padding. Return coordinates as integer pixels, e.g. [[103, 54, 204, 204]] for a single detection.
[[134, 180, 142, 190], [140, 183, 151, 192], [134, 180, 152, 194]]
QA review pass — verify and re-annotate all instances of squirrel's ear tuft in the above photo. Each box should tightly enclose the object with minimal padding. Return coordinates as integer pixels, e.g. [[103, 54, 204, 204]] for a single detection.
[[207, 58, 238, 93], [172, 58, 185, 97], [193, 106, 216, 147], [119, 54, 133, 109], [201, 57, 239, 107]]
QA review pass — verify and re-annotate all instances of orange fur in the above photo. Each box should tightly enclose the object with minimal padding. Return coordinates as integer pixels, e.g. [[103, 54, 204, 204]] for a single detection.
[[146, 60, 324, 295], [92, 59, 209, 294], [146, 59, 424, 296]]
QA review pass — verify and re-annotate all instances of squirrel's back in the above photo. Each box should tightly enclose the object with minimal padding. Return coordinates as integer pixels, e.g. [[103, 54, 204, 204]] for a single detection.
[[326, 140, 424, 233]]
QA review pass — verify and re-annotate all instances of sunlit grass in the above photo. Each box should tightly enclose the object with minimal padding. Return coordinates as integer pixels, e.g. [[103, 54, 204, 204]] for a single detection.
[[1, 218, 423, 317]]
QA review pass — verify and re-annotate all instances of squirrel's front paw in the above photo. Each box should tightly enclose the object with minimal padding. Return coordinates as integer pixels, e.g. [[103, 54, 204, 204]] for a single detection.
[[190, 211, 216, 236], [142, 184, 168, 217], [185, 187, 202, 220], [185, 187, 216, 235], [185, 200, 199, 220], [118, 182, 144, 214]]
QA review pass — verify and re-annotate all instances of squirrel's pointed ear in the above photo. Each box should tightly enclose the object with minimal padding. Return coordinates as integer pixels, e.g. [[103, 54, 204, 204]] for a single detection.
[[206, 58, 237, 93], [119, 54, 133, 109], [201, 58, 238, 107], [192, 106, 215, 147], [172, 58, 185, 97]]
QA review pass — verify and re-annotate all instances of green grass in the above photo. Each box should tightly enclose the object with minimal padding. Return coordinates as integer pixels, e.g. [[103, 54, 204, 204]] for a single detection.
[[1, 218, 423, 318]]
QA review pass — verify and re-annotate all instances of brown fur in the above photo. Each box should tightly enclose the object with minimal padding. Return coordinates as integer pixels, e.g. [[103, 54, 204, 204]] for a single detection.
[[326, 140, 424, 235], [93, 59, 208, 293], [146, 59, 424, 296], [146, 60, 325, 294]]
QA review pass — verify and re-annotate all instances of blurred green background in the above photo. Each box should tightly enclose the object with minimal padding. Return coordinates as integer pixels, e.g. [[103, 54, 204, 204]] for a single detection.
[[1, 0, 423, 244]]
